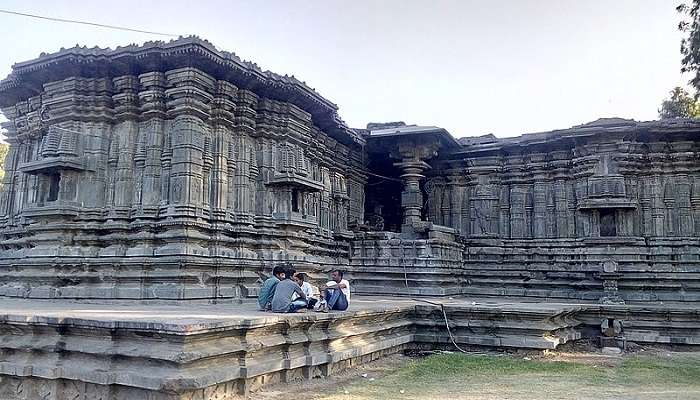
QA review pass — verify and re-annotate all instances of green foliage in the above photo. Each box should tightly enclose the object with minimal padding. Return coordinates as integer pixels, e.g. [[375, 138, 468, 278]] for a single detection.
[[0, 142, 8, 184], [679, 1, 700, 92], [659, 86, 700, 119]]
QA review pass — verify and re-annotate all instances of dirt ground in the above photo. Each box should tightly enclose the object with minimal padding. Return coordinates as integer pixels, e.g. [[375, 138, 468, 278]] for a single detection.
[[250, 342, 700, 400], [249, 353, 412, 400]]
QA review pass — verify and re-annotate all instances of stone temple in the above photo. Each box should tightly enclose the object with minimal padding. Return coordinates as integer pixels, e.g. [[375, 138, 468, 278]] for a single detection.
[[0, 37, 698, 399]]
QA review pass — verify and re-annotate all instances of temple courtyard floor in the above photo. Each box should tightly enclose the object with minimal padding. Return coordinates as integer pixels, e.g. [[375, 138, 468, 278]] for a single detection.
[[0, 296, 698, 398]]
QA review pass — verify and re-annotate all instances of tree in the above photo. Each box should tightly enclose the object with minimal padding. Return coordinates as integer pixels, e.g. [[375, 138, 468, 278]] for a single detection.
[[0, 142, 8, 185], [679, 2, 700, 92], [659, 86, 700, 119]]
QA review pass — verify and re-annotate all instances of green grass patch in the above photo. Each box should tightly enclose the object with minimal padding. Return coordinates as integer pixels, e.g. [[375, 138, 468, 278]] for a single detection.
[[397, 353, 604, 381], [319, 352, 700, 400], [619, 354, 700, 386]]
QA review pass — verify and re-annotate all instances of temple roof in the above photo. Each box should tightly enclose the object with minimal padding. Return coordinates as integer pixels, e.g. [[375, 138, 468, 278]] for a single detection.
[[0, 36, 363, 146], [361, 117, 700, 156], [364, 124, 461, 154], [456, 118, 700, 153]]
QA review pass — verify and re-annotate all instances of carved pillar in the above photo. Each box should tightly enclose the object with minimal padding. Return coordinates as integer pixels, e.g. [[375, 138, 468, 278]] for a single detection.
[[651, 175, 665, 237], [461, 186, 471, 236], [111, 76, 140, 216], [447, 175, 464, 234], [160, 126, 172, 209], [575, 179, 589, 237], [248, 138, 258, 218], [139, 119, 164, 210], [131, 126, 146, 208], [394, 159, 430, 230], [554, 180, 568, 238], [509, 186, 527, 238], [545, 183, 556, 238], [0, 137, 19, 223], [201, 135, 214, 215], [106, 134, 118, 208], [499, 184, 510, 238], [210, 80, 236, 220], [226, 136, 237, 219], [691, 177, 700, 235], [209, 126, 229, 219], [663, 178, 677, 236], [532, 182, 547, 238], [425, 177, 442, 224], [640, 177, 653, 237], [565, 182, 577, 238], [232, 135, 254, 224], [675, 176, 692, 236], [469, 174, 498, 237], [168, 116, 205, 213], [138, 72, 166, 213], [624, 177, 639, 236]]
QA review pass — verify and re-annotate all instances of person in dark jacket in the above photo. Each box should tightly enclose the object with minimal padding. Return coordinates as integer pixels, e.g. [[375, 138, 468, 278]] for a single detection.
[[257, 265, 286, 311]]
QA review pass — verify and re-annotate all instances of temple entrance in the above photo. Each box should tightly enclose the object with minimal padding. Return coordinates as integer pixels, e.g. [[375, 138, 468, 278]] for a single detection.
[[364, 156, 403, 232], [599, 209, 617, 237]]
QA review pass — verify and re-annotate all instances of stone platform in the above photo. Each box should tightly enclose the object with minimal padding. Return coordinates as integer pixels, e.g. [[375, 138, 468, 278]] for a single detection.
[[0, 297, 698, 399]]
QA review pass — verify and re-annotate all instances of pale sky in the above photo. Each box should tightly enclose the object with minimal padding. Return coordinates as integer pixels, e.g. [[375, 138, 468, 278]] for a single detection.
[[0, 0, 689, 140]]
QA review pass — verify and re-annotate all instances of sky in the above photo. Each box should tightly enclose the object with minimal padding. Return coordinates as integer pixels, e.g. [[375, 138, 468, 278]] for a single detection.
[[0, 0, 689, 141]]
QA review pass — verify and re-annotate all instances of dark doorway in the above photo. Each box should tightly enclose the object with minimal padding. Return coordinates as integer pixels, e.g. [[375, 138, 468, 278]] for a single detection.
[[47, 173, 61, 202], [364, 157, 403, 232], [291, 189, 300, 212], [600, 209, 617, 237]]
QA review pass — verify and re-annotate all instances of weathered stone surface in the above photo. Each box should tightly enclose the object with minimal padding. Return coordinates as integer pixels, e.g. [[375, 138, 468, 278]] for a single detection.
[[0, 298, 698, 398], [1, 38, 700, 400], [3, 39, 700, 304], [0, 38, 366, 300], [0, 298, 413, 399], [356, 119, 700, 303]]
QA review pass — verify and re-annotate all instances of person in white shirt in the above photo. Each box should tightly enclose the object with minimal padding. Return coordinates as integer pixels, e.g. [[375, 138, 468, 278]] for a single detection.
[[317, 269, 350, 312], [292, 272, 318, 310]]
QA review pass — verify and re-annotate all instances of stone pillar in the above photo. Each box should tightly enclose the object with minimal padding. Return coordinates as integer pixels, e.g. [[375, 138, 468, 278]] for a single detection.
[[0, 137, 19, 224], [691, 177, 700, 235], [394, 159, 430, 232], [447, 174, 464, 233], [209, 126, 230, 220], [111, 76, 140, 216], [509, 186, 526, 238], [677, 176, 693, 236], [532, 182, 547, 238]]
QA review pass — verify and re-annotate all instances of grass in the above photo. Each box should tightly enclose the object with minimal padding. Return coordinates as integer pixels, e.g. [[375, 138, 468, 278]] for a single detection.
[[618, 354, 700, 386], [317, 352, 700, 400]]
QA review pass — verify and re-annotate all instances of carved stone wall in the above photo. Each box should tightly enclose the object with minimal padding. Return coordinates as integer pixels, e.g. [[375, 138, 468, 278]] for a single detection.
[[425, 142, 700, 241], [354, 120, 700, 302], [0, 39, 366, 300]]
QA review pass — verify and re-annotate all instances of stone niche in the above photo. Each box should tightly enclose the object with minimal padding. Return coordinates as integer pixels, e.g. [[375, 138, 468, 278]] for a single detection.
[[577, 153, 637, 239]]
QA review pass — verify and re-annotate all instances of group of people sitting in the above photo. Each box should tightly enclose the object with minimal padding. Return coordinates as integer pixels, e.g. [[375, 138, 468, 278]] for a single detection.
[[257, 265, 351, 313]]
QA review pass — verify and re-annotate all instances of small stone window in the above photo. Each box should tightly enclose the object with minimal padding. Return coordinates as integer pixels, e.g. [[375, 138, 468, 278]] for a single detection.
[[599, 209, 616, 237], [291, 189, 300, 212], [47, 173, 61, 202]]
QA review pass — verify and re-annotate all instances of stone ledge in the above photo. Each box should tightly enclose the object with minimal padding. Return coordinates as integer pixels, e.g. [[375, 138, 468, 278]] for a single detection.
[[0, 297, 698, 399]]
